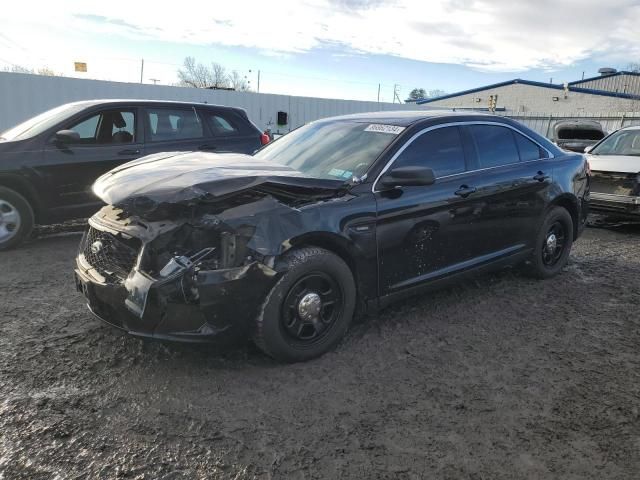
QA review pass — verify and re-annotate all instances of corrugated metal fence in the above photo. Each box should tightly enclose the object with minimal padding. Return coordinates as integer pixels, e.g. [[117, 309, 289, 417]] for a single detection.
[[502, 112, 640, 137], [1, 72, 638, 139], [0, 72, 430, 133]]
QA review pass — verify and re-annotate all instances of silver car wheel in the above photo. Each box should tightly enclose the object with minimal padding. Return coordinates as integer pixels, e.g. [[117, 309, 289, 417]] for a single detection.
[[0, 199, 22, 243]]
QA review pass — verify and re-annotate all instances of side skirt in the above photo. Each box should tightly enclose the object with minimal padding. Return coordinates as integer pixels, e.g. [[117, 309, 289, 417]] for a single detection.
[[367, 248, 532, 313]]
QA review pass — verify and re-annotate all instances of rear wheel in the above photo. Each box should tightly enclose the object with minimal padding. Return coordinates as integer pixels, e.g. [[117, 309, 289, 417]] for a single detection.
[[253, 247, 356, 363], [525, 206, 573, 279], [0, 187, 34, 251]]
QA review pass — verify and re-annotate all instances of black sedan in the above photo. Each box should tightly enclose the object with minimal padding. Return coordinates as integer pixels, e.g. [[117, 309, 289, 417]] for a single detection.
[[0, 99, 268, 249], [74, 111, 589, 362]]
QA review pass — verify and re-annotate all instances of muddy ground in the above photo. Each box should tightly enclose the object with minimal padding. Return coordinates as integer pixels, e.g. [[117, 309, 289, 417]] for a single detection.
[[0, 224, 639, 479]]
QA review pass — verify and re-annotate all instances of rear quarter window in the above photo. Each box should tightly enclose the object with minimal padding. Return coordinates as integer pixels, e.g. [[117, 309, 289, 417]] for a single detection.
[[514, 131, 548, 161]]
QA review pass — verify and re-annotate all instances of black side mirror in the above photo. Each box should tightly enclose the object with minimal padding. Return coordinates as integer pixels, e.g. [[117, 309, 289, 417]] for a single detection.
[[380, 166, 436, 188], [54, 130, 80, 144]]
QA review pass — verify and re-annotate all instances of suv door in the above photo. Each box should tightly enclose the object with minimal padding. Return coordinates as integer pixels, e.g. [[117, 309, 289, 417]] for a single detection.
[[198, 107, 261, 154], [463, 123, 553, 255], [375, 126, 478, 295], [40, 107, 142, 217], [143, 106, 207, 155]]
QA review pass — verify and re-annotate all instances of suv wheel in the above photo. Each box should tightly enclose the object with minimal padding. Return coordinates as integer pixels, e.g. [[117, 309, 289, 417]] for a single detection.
[[253, 247, 356, 362], [0, 187, 34, 251], [525, 206, 574, 279]]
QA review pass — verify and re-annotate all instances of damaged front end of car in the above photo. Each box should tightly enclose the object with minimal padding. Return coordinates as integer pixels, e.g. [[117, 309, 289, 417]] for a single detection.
[[74, 152, 348, 343]]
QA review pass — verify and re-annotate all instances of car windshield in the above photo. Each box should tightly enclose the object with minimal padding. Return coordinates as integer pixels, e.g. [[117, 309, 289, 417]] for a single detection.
[[0, 103, 87, 142], [254, 120, 402, 180], [591, 129, 640, 156]]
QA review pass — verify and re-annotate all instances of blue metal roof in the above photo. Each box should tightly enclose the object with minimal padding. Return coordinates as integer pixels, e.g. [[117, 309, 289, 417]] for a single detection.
[[568, 70, 640, 86], [415, 78, 640, 104]]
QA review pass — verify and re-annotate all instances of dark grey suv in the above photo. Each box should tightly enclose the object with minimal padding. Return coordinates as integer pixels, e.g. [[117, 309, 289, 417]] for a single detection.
[[0, 99, 268, 249]]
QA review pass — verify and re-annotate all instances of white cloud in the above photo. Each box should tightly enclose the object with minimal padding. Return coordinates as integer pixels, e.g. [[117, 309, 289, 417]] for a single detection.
[[2, 0, 640, 72]]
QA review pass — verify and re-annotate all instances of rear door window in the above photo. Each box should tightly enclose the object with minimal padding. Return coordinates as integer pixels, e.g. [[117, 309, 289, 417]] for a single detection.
[[469, 125, 519, 168], [146, 108, 203, 142], [393, 126, 466, 178]]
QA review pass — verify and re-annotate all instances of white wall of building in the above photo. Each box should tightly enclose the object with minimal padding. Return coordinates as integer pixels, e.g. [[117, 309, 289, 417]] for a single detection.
[[0, 72, 431, 133], [424, 82, 640, 114]]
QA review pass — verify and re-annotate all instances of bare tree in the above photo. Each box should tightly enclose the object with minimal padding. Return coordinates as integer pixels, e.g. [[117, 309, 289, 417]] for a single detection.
[[4, 64, 33, 74], [2, 64, 59, 76], [427, 89, 447, 98], [37, 67, 58, 76], [211, 63, 229, 89], [177, 57, 231, 89], [626, 62, 640, 73], [229, 70, 250, 91], [177, 56, 214, 88]]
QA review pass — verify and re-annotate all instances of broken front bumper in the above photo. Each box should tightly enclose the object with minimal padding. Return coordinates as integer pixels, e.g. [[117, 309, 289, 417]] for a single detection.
[[75, 240, 280, 344]]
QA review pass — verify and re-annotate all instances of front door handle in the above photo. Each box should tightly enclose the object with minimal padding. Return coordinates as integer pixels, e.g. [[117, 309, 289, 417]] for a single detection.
[[533, 171, 550, 182], [454, 185, 477, 197], [198, 144, 217, 151], [118, 148, 140, 156]]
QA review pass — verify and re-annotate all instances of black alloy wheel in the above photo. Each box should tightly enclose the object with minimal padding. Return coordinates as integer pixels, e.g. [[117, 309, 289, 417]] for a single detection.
[[281, 272, 343, 345], [541, 221, 566, 267], [253, 247, 356, 363], [525, 206, 574, 279]]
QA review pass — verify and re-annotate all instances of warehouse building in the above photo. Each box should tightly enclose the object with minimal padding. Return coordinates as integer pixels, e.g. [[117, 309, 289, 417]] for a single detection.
[[416, 69, 640, 114], [569, 69, 640, 96]]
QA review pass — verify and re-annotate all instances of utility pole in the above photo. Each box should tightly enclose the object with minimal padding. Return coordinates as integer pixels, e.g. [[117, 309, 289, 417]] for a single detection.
[[377, 83, 380, 103], [140, 58, 144, 83], [257, 70, 261, 93], [393, 84, 402, 104]]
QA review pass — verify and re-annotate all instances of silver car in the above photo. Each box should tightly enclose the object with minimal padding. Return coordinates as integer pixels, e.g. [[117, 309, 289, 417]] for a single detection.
[[586, 126, 640, 217]]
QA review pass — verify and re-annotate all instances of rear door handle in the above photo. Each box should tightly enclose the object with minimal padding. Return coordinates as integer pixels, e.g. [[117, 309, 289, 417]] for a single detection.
[[533, 171, 550, 182], [118, 148, 140, 156], [454, 185, 477, 197], [198, 144, 217, 151]]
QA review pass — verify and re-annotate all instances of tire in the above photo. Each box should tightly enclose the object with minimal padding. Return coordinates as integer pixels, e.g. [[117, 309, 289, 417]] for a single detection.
[[525, 206, 574, 279], [0, 187, 34, 251], [253, 247, 356, 363]]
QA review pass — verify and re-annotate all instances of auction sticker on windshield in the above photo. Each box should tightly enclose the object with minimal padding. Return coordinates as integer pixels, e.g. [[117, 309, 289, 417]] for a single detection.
[[364, 124, 406, 134]]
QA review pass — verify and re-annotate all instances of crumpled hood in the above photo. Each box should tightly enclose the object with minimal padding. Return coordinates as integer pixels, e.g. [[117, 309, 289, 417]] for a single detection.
[[93, 151, 345, 209], [587, 154, 640, 174]]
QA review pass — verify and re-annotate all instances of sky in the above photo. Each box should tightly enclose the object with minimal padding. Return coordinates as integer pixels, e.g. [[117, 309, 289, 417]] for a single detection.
[[1, 0, 640, 102]]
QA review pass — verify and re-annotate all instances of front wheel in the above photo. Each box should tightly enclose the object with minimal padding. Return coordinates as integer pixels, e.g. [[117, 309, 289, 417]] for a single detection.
[[0, 187, 34, 251], [525, 206, 574, 279], [252, 247, 356, 362]]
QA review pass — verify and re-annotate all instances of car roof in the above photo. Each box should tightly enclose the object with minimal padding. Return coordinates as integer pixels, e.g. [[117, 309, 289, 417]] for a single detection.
[[315, 110, 500, 127], [63, 99, 240, 110]]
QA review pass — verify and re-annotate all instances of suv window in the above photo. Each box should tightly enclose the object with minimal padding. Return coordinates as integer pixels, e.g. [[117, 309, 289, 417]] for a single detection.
[[394, 126, 466, 177], [204, 112, 240, 136], [469, 125, 519, 168], [514, 131, 548, 161], [146, 108, 203, 142], [66, 110, 136, 145]]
